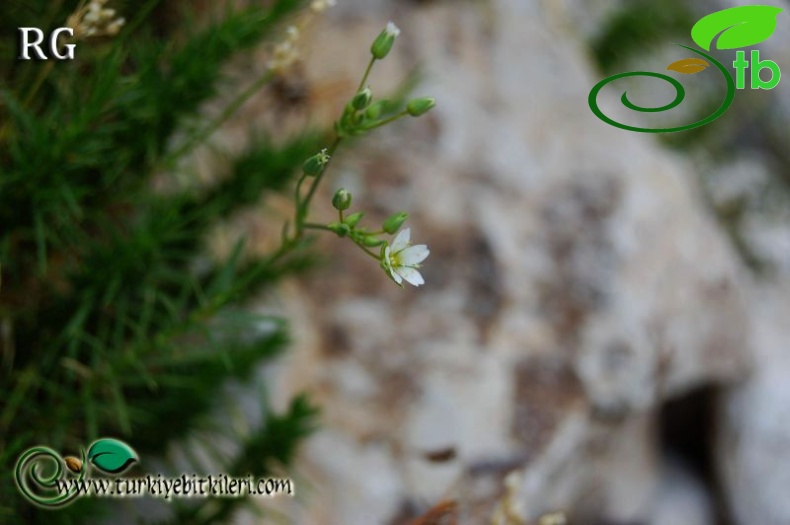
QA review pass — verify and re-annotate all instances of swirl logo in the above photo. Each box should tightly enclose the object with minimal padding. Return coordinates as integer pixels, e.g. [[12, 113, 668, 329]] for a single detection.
[[588, 5, 783, 133], [14, 438, 138, 508]]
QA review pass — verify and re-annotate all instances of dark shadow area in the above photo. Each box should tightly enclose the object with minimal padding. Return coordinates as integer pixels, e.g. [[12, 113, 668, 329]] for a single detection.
[[659, 384, 732, 525]]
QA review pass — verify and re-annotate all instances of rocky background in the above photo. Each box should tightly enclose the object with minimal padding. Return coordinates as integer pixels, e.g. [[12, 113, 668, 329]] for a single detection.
[[205, 0, 790, 523]]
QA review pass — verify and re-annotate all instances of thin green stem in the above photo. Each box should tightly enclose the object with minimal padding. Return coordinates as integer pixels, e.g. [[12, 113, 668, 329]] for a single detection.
[[22, 62, 55, 107], [363, 110, 409, 131], [119, 0, 163, 38], [353, 242, 382, 261], [297, 136, 342, 235], [264, 240, 293, 267], [357, 57, 376, 92], [270, 55, 390, 268], [303, 223, 334, 232], [293, 173, 309, 225], [164, 68, 275, 166]]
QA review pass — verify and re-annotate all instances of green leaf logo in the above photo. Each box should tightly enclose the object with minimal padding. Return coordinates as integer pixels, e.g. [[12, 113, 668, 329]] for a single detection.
[[691, 5, 783, 51], [86, 438, 138, 474]]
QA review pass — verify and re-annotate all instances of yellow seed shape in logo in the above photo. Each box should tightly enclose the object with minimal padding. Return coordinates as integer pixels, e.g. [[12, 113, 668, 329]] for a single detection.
[[667, 57, 710, 74], [64, 456, 83, 473]]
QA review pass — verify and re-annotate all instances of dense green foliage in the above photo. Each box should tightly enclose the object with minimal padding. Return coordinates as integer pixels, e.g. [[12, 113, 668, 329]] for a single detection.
[[0, 1, 323, 523]]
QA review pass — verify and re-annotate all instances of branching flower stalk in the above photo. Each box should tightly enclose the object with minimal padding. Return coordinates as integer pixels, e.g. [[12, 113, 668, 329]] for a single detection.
[[12, 5, 433, 290], [271, 21, 436, 287]]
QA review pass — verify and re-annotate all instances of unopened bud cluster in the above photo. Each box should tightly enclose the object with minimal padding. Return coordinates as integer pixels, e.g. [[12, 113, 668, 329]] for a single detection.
[[67, 0, 125, 39], [335, 23, 436, 137], [289, 18, 433, 288], [337, 86, 379, 136], [328, 189, 415, 261]]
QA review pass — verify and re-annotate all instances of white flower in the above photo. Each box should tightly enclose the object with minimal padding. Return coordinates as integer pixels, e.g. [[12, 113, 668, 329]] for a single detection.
[[269, 41, 299, 72], [268, 25, 302, 72], [67, 0, 124, 40], [381, 228, 429, 287]]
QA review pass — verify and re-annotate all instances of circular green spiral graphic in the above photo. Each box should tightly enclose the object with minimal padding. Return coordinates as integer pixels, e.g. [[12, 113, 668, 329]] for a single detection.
[[14, 446, 85, 508], [588, 45, 735, 133]]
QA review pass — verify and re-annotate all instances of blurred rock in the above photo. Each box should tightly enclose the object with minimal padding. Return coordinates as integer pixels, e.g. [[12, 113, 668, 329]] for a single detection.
[[717, 284, 790, 525], [650, 457, 715, 525], [249, 0, 757, 524]]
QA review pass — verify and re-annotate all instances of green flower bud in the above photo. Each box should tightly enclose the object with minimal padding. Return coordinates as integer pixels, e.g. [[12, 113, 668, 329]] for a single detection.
[[406, 97, 436, 117], [332, 188, 352, 211], [382, 212, 408, 234], [344, 211, 364, 228], [365, 100, 386, 120], [361, 235, 385, 248], [328, 222, 350, 237], [302, 148, 330, 176], [351, 87, 373, 110], [371, 21, 400, 60]]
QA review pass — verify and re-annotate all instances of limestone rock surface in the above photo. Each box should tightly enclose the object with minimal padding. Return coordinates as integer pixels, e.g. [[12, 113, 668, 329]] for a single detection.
[[255, 1, 758, 523]]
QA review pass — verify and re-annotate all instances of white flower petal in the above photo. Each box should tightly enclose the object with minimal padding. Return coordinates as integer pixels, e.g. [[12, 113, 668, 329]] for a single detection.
[[386, 21, 400, 37], [396, 267, 424, 286], [389, 266, 403, 284], [391, 228, 410, 252], [399, 244, 429, 266]]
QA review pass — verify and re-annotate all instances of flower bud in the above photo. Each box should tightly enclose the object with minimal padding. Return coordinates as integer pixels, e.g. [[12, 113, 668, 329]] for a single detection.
[[365, 100, 386, 120], [344, 211, 364, 228], [361, 235, 385, 247], [302, 148, 330, 176], [382, 212, 408, 234], [328, 222, 350, 237], [371, 22, 400, 60], [351, 87, 373, 111], [406, 97, 436, 117], [332, 188, 352, 211]]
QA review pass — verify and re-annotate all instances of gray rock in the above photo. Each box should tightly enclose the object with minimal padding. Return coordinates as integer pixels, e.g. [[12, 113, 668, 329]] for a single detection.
[[717, 284, 790, 525], [650, 457, 715, 525], [255, 1, 754, 523]]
